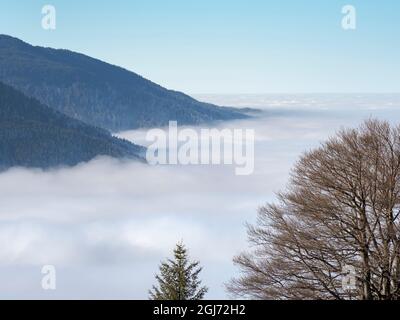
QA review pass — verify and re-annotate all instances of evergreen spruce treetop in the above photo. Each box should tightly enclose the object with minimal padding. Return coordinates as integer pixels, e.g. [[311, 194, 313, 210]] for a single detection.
[[149, 242, 208, 300]]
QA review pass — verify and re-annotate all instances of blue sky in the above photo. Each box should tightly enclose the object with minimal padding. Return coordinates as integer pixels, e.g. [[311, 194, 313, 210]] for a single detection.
[[0, 0, 399, 93]]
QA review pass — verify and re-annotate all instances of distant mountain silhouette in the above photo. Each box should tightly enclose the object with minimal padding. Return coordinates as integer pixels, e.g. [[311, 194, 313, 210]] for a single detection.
[[0, 81, 145, 170], [0, 35, 248, 132]]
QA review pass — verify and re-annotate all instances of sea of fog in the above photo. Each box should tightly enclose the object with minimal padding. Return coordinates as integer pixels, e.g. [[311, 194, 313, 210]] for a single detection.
[[1, 94, 400, 299]]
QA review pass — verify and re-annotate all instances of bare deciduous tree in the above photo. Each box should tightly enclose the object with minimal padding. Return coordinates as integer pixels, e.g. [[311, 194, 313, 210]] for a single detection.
[[228, 120, 400, 300]]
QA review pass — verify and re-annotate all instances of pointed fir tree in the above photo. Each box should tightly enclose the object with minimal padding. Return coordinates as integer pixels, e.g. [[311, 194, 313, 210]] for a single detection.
[[149, 242, 208, 300]]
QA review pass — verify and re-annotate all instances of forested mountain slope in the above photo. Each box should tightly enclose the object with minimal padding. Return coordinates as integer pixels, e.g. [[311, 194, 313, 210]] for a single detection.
[[0, 35, 248, 131], [0, 81, 145, 169]]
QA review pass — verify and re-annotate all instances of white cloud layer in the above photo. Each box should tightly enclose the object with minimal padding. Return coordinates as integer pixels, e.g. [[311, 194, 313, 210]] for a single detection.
[[1, 94, 399, 299]]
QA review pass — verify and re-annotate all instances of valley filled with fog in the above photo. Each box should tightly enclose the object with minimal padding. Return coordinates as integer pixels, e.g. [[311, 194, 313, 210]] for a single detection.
[[1, 94, 399, 299]]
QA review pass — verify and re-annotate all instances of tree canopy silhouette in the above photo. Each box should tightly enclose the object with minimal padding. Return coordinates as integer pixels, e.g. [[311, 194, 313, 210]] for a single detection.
[[150, 242, 208, 300], [229, 120, 400, 300]]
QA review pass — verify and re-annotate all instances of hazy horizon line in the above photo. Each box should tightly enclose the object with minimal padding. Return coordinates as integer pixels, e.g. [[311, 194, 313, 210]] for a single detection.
[[191, 92, 400, 96]]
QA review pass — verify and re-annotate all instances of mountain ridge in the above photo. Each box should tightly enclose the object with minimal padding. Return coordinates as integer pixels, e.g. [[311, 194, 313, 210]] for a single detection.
[[0, 34, 249, 132]]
